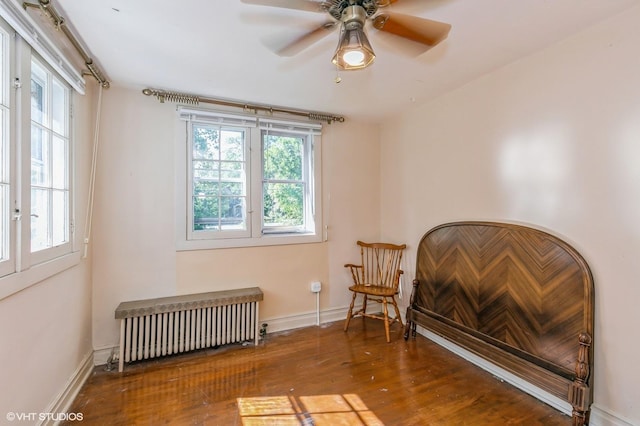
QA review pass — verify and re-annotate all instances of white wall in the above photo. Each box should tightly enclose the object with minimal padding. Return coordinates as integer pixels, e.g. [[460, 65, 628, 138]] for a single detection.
[[380, 6, 640, 425], [0, 83, 96, 418], [91, 86, 381, 349]]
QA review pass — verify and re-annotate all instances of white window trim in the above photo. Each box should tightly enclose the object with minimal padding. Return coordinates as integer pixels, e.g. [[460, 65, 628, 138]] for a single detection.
[[0, 18, 13, 278], [0, 13, 80, 300], [186, 121, 252, 241], [260, 127, 315, 236], [27, 55, 73, 265], [0, 251, 81, 300], [176, 107, 323, 250]]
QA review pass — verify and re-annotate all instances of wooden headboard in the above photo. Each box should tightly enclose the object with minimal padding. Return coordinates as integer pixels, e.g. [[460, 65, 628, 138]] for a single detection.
[[404, 222, 594, 425]]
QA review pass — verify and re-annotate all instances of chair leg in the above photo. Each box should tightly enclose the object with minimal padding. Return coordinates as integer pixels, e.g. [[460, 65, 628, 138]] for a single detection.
[[362, 294, 368, 315], [391, 297, 404, 327], [344, 292, 358, 331], [382, 299, 391, 343]]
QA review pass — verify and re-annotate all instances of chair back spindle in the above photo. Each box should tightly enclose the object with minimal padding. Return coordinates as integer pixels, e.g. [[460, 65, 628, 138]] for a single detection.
[[359, 242, 404, 289]]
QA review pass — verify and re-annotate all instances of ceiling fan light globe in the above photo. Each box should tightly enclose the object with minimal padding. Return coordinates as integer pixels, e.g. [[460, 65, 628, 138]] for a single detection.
[[343, 50, 365, 66]]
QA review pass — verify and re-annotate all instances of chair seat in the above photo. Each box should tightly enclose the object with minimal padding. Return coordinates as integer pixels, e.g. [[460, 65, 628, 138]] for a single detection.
[[348, 284, 398, 297]]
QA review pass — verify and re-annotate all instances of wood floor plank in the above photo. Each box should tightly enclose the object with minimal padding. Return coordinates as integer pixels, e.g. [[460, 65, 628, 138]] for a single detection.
[[64, 319, 569, 425]]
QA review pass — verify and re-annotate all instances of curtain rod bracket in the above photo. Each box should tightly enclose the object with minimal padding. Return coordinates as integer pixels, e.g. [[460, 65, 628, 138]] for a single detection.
[[23, 0, 110, 88]]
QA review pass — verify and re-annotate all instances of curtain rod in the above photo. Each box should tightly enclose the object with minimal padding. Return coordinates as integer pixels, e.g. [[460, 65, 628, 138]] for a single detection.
[[23, 0, 110, 88], [142, 87, 345, 125]]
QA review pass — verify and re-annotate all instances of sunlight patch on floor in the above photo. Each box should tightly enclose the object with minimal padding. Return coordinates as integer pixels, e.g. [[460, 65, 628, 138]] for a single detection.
[[237, 394, 384, 425]]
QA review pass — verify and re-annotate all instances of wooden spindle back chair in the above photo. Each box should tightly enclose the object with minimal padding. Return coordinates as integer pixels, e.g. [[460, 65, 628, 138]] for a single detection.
[[344, 241, 407, 342]]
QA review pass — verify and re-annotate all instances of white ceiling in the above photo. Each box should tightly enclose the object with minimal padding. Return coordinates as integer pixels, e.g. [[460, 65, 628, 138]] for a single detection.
[[53, 0, 638, 122]]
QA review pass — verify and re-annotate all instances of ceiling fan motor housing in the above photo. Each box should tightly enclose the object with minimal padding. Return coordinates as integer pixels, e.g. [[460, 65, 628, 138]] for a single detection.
[[341, 5, 367, 29], [326, 0, 380, 22]]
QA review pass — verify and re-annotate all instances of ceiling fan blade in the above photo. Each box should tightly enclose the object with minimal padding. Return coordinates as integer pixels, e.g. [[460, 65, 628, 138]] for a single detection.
[[372, 12, 451, 46], [379, 0, 442, 7], [277, 22, 337, 56], [241, 0, 326, 13]]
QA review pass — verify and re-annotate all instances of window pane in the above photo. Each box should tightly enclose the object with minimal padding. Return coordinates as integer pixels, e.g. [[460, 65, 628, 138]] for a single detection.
[[52, 78, 66, 135], [220, 196, 245, 229], [193, 180, 220, 196], [0, 184, 7, 261], [30, 188, 49, 252], [31, 125, 49, 186], [52, 190, 67, 246], [31, 61, 48, 126], [0, 32, 4, 103], [193, 126, 218, 160], [52, 134, 66, 189], [263, 134, 303, 181], [0, 32, 7, 265], [0, 110, 4, 172], [193, 160, 219, 180], [30, 57, 70, 256], [263, 182, 304, 227], [220, 130, 243, 161], [221, 161, 243, 179], [193, 196, 218, 231], [191, 123, 247, 236], [225, 181, 244, 196], [193, 195, 246, 229]]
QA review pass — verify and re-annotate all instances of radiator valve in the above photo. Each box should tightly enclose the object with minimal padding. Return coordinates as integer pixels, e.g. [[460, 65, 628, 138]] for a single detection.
[[260, 323, 268, 339]]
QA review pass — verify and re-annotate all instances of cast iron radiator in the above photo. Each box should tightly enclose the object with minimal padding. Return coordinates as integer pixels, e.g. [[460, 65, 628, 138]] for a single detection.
[[114, 287, 263, 372]]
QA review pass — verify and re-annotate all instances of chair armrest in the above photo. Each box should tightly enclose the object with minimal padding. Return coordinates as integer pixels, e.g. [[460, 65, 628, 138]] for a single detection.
[[344, 264, 363, 284]]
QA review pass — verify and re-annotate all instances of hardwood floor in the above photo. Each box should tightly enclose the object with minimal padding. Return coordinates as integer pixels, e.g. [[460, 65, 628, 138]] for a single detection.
[[64, 319, 569, 425]]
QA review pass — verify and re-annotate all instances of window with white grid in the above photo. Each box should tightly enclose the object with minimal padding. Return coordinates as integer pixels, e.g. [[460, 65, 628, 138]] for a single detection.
[[178, 108, 323, 250], [0, 13, 75, 285]]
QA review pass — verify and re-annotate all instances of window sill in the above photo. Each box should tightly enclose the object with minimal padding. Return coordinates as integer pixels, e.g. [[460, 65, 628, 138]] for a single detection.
[[0, 251, 82, 301], [176, 232, 323, 251]]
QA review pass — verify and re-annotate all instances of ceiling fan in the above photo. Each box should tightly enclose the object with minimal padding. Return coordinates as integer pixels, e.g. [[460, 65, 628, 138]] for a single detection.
[[241, 0, 452, 70]]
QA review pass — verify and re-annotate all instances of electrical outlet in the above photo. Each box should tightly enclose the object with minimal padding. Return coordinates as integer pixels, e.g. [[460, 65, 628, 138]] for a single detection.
[[310, 281, 322, 293]]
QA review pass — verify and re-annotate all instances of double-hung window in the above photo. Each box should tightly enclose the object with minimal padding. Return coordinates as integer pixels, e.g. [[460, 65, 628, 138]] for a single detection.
[[0, 10, 75, 291], [177, 107, 323, 249]]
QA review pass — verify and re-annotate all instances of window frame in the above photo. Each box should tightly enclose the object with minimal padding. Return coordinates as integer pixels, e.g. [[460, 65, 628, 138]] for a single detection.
[[176, 107, 323, 250], [187, 121, 251, 241], [0, 18, 14, 278], [27, 55, 72, 265], [260, 128, 315, 235], [0, 14, 78, 297]]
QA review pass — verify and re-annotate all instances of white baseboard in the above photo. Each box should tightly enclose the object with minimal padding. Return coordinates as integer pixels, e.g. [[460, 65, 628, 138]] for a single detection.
[[416, 326, 573, 416], [261, 306, 349, 334], [589, 404, 636, 426], [38, 350, 93, 426], [416, 327, 639, 425]]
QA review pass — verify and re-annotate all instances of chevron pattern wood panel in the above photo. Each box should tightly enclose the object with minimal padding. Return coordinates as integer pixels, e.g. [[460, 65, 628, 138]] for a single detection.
[[414, 222, 594, 373]]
